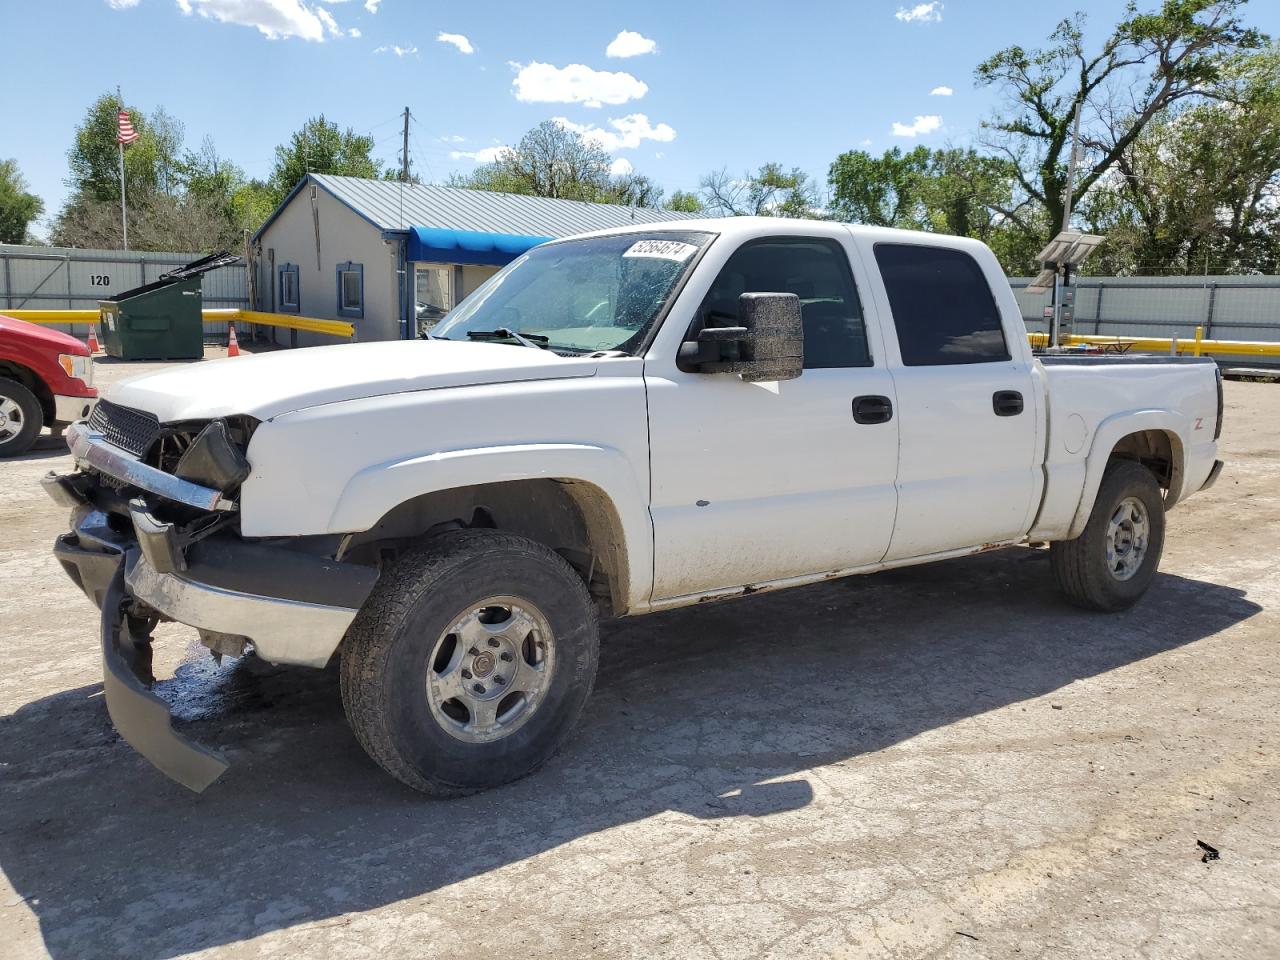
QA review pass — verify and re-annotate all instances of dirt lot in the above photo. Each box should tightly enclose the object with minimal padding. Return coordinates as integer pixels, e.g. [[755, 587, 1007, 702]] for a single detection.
[[0, 353, 1276, 960]]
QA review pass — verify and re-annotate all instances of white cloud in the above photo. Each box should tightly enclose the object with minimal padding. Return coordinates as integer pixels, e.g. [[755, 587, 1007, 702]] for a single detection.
[[512, 62, 647, 108], [439, 134, 466, 143], [437, 32, 474, 54], [314, 5, 341, 36], [373, 43, 417, 56], [174, 0, 344, 41], [363, 0, 379, 10], [553, 113, 675, 151], [606, 30, 656, 58], [609, 157, 634, 176], [929, 85, 953, 96], [105, 0, 141, 9], [451, 146, 512, 163], [347, 26, 359, 36], [891, 114, 942, 137], [895, 2, 943, 23]]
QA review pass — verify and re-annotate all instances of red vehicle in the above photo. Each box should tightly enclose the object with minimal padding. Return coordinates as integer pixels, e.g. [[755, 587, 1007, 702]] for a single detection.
[[0, 315, 97, 456]]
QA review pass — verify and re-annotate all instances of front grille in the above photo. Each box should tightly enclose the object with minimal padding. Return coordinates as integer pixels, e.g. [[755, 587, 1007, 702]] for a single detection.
[[87, 399, 162, 458]]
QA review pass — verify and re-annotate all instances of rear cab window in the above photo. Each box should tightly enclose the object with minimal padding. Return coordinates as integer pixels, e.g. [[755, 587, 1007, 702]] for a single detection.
[[873, 243, 1009, 365]]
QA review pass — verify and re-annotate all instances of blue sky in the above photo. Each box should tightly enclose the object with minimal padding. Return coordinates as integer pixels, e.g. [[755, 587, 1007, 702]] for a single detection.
[[6, 0, 1279, 235]]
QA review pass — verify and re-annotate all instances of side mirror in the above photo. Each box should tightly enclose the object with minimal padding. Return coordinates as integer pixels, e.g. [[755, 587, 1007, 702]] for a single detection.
[[679, 292, 804, 382]]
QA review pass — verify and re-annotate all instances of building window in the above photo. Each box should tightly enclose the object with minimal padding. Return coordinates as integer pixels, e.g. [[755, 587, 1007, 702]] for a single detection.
[[278, 263, 300, 313], [337, 261, 364, 318]]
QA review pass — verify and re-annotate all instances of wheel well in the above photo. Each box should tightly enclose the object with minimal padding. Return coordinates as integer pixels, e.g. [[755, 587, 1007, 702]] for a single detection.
[[0, 361, 53, 424], [1108, 429, 1181, 498], [344, 478, 630, 617]]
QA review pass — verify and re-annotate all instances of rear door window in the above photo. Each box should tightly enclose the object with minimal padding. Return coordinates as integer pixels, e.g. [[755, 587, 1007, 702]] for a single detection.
[[873, 243, 1009, 365]]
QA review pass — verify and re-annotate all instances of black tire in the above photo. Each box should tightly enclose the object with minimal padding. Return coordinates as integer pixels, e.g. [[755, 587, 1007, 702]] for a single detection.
[[340, 529, 599, 796], [1050, 459, 1166, 612], [0, 377, 42, 457]]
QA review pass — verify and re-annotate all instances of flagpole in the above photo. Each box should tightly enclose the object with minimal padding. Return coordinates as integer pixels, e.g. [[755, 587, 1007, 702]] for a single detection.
[[117, 85, 128, 251]]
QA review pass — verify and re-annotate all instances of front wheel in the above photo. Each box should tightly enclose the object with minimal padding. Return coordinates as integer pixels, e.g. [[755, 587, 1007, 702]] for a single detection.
[[0, 377, 42, 457], [1050, 459, 1166, 612], [340, 529, 599, 795]]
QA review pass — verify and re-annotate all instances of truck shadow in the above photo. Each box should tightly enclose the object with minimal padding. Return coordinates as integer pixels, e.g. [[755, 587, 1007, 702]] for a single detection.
[[0, 547, 1261, 959]]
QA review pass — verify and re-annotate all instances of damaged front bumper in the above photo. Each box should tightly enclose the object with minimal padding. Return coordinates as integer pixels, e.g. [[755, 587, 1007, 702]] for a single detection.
[[47, 454, 377, 792]]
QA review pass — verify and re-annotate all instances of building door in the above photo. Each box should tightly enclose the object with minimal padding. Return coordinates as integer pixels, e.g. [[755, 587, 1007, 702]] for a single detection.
[[414, 263, 454, 337]]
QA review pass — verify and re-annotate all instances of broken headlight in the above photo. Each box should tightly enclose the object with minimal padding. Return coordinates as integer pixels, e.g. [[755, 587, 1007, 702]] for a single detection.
[[173, 419, 253, 492]]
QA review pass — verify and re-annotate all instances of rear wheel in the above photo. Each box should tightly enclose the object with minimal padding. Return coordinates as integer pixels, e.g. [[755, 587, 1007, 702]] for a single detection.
[[0, 377, 42, 457], [340, 529, 599, 795], [1050, 459, 1166, 612]]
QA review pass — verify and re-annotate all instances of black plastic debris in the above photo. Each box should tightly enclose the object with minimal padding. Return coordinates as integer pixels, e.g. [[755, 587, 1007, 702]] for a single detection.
[[1197, 839, 1220, 862]]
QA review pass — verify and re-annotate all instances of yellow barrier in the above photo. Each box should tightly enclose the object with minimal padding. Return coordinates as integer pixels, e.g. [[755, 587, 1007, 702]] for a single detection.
[[1030, 332, 1280, 358], [3, 308, 355, 339]]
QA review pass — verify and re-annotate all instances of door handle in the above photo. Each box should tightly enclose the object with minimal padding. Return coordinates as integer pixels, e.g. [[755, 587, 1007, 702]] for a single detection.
[[993, 390, 1024, 417], [852, 395, 893, 425]]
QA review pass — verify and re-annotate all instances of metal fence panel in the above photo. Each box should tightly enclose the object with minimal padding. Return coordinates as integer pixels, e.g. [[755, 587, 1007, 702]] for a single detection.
[[0, 243, 248, 338]]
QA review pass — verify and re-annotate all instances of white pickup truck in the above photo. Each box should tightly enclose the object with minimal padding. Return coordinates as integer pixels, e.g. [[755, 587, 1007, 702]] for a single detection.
[[47, 217, 1224, 795]]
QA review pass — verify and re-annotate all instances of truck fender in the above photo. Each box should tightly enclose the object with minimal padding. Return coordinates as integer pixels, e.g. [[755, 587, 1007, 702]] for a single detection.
[[1066, 409, 1187, 539], [326, 442, 654, 606]]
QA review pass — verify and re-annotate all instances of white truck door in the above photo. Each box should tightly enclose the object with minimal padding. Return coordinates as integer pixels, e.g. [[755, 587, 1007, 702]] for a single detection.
[[867, 241, 1040, 561], [646, 234, 899, 601]]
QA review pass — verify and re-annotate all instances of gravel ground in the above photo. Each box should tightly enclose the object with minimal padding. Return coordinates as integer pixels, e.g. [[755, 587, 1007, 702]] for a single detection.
[[0, 352, 1276, 960]]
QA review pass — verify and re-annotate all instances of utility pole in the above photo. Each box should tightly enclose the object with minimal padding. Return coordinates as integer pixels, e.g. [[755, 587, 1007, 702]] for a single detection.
[[401, 106, 411, 182], [1060, 101, 1082, 233], [1051, 101, 1084, 349]]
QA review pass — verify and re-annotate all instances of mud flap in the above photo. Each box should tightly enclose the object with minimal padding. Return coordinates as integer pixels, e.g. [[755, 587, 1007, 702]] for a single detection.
[[101, 565, 229, 793]]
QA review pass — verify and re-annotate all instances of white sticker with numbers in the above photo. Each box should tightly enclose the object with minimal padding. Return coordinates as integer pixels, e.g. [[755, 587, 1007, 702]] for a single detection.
[[622, 239, 698, 262]]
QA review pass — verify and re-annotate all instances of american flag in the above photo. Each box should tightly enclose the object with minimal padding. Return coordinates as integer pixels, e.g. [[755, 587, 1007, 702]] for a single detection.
[[117, 109, 139, 145]]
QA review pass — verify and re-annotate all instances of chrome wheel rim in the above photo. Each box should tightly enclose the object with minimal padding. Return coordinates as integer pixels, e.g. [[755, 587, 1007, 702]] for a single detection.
[[1106, 496, 1150, 582], [425, 596, 556, 744], [0, 396, 23, 442]]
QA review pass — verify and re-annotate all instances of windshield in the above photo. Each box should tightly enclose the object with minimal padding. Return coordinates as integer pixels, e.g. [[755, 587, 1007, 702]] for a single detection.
[[431, 231, 713, 355]]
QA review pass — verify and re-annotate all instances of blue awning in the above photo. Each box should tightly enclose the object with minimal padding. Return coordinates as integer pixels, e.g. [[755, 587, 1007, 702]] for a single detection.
[[406, 226, 551, 266]]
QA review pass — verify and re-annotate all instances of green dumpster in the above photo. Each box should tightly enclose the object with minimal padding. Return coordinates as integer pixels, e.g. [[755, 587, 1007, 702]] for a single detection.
[[97, 252, 240, 361]]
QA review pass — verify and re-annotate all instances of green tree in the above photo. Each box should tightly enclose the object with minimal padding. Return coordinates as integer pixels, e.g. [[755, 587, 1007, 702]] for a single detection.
[[828, 147, 931, 227], [976, 0, 1265, 243], [1080, 44, 1280, 274], [665, 189, 703, 213], [0, 160, 43, 243], [450, 121, 664, 207], [828, 146, 1021, 238], [699, 163, 821, 218], [65, 93, 184, 204], [268, 115, 382, 203]]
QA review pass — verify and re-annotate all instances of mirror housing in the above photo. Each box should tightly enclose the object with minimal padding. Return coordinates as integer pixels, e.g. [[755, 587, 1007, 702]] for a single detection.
[[680, 292, 804, 382]]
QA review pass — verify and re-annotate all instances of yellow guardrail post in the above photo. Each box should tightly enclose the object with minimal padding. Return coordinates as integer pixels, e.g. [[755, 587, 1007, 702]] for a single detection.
[[1194, 325, 1204, 357]]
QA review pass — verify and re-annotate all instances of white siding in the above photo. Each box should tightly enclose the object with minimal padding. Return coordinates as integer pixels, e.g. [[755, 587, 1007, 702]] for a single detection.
[[256, 185, 402, 345]]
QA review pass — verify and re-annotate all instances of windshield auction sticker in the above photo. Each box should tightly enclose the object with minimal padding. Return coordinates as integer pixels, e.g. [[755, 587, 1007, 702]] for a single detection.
[[622, 239, 698, 262]]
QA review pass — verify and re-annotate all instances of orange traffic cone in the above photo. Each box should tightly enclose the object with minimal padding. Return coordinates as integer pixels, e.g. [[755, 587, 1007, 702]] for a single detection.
[[86, 325, 101, 354], [227, 322, 241, 358]]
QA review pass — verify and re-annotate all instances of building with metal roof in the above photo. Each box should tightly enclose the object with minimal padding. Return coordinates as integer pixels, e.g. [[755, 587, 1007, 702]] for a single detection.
[[250, 173, 703, 343]]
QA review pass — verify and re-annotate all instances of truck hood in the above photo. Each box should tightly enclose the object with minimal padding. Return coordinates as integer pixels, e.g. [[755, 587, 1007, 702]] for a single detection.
[[106, 339, 597, 422], [0, 314, 92, 355]]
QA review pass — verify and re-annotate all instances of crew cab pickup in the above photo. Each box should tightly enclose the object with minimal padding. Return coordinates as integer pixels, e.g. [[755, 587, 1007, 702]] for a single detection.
[[46, 218, 1224, 795], [1, 314, 97, 455]]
